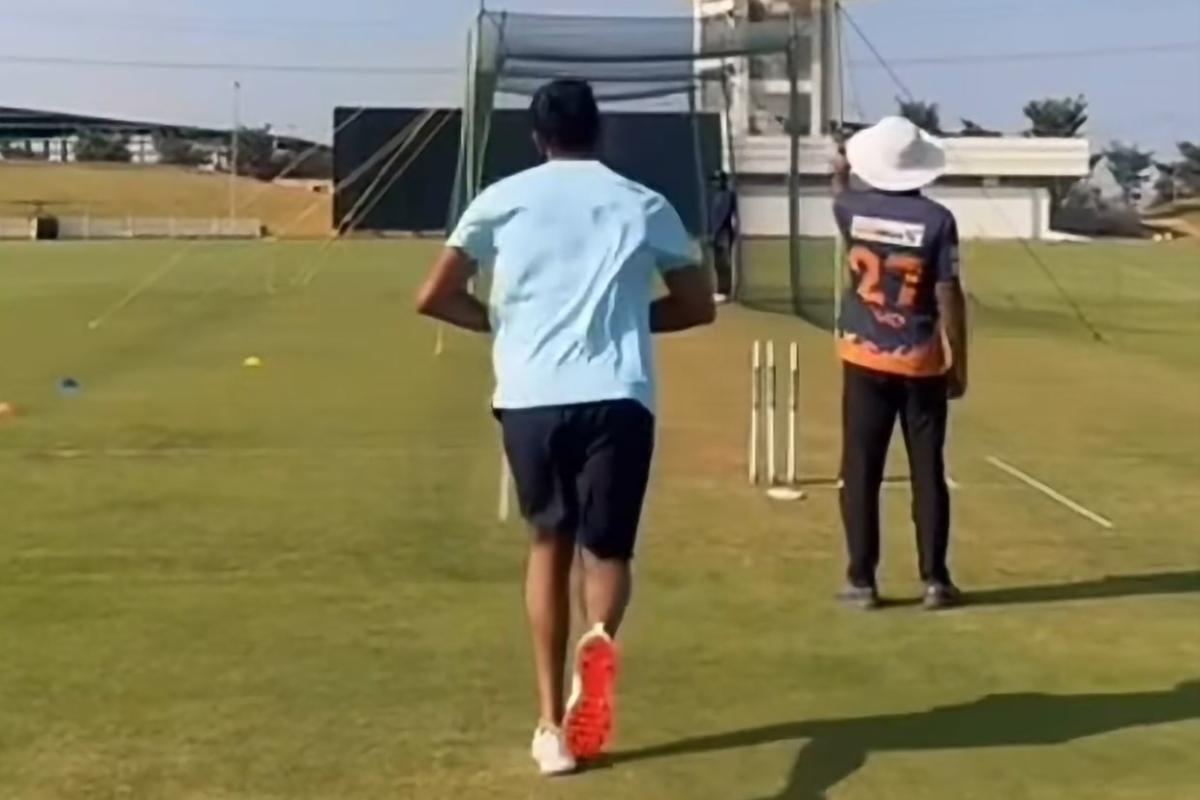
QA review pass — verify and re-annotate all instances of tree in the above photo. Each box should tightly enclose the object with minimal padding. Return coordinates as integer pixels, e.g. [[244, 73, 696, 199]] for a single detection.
[[0, 139, 46, 161], [155, 133, 208, 167], [1153, 165, 1179, 206], [232, 125, 278, 180], [1175, 140, 1200, 196], [1102, 142, 1154, 201], [74, 130, 132, 162], [897, 98, 941, 134], [283, 146, 333, 180], [960, 119, 1002, 138], [1023, 95, 1088, 138]]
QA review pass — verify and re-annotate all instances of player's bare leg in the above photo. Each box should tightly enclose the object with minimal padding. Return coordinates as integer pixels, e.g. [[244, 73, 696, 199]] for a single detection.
[[579, 550, 632, 635], [525, 531, 576, 726], [565, 551, 628, 760]]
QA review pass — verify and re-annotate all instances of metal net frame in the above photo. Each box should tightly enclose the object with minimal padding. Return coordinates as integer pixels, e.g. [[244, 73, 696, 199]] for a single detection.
[[450, 9, 813, 307]]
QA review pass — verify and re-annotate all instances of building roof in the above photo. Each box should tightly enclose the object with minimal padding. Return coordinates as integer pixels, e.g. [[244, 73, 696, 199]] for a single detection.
[[0, 106, 216, 139], [0, 106, 318, 150]]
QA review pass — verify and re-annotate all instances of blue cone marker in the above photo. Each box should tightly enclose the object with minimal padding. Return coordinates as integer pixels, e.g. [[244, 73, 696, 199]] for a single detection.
[[59, 377, 82, 396]]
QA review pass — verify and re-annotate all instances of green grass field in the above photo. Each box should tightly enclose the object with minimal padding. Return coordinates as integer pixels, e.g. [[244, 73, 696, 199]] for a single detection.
[[1, 239, 1197, 799]]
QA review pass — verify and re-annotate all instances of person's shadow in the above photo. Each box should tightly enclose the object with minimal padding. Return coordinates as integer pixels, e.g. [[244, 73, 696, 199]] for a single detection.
[[961, 570, 1200, 607], [613, 681, 1200, 799], [877, 569, 1200, 609]]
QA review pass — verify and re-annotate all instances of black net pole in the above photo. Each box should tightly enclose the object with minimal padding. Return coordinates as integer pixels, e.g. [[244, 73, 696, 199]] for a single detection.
[[832, 2, 847, 332], [787, 12, 803, 318], [688, 82, 711, 275], [722, 68, 744, 302]]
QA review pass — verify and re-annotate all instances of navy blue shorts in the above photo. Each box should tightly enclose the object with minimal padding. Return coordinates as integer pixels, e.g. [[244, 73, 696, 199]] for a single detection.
[[495, 399, 655, 561]]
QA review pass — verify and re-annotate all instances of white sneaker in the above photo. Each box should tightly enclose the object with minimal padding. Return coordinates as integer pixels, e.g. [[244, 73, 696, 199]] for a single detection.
[[530, 724, 576, 776], [564, 623, 619, 760], [713, 292, 730, 305]]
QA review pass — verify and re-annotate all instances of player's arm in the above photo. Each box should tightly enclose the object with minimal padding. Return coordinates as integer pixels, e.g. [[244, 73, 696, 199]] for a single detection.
[[646, 198, 716, 332], [651, 266, 716, 333], [935, 216, 968, 398], [937, 280, 968, 399], [417, 193, 496, 333], [415, 247, 490, 333]]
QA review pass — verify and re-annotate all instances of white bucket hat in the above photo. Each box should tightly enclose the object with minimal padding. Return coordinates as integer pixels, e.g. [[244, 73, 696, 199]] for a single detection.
[[846, 116, 947, 192]]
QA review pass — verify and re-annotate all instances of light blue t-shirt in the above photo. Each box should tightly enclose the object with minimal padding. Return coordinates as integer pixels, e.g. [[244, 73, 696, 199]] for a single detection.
[[447, 159, 699, 413]]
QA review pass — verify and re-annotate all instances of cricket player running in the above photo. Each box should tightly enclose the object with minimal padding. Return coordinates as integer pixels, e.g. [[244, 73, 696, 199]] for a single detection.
[[832, 117, 969, 611], [416, 79, 715, 775]]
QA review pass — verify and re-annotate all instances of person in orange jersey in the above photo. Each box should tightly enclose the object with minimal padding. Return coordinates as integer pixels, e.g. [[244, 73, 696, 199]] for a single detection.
[[831, 117, 969, 611]]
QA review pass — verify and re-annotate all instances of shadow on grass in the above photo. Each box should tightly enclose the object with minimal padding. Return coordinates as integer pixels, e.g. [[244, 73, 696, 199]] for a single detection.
[[967, 570, 1200, 607], [878, 570, 1200, 610], [612, 681, 1200, 799]]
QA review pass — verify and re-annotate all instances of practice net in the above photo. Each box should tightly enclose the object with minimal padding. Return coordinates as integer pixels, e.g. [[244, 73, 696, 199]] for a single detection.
[[449, 9, 817, 316]]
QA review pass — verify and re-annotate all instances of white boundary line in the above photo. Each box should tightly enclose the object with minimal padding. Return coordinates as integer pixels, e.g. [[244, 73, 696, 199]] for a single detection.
[[986, 455, 1114, 530]]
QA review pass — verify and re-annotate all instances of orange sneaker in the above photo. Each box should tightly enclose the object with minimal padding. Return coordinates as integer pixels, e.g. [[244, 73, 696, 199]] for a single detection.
[[564, 623, 619, 760]]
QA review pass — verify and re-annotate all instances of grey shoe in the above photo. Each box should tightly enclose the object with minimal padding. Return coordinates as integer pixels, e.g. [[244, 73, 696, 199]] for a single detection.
[[923, 582, 963, 611], [836, 584, 881, 610]]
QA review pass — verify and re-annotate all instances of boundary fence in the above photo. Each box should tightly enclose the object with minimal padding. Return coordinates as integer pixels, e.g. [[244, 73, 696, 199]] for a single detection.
[[0, 216, 262, 240]]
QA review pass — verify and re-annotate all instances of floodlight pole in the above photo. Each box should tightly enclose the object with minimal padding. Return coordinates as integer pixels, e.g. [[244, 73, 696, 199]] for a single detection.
[[230, 80, 241, 224]]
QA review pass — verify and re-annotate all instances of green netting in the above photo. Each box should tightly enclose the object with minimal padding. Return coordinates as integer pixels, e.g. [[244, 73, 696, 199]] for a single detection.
[[450, 9, 813, 316], [739, 236, 840, 330]]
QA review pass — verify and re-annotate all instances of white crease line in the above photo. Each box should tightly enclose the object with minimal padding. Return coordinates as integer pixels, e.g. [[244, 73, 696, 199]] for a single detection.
[[821, 478, 961, 492], [986, 455, 1114, 530]]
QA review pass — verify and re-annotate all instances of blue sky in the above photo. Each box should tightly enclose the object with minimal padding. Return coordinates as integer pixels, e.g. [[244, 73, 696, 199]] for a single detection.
[[1, 0, 1196, 156]]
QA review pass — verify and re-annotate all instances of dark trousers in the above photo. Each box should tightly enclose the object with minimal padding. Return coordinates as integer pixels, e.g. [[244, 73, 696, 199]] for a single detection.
[[840, 363, 951, 587], [711, 233, 734, 296]]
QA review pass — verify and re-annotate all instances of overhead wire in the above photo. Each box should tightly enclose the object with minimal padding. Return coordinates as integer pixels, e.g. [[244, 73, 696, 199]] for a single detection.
[[839, 4, 1108, 344], [839, 9, 916, 103], [274, 109, 437, 241], [837, 3, 866, 125], [337, 112, 457, 238], [335, 112, 441, 236], [285, 109, 442, 286], [6, 42, 1186, 78], [188, 108, 444, 296], [4, 10, 456, 34], [290, 113, 440, 287], [0, 53, 458, 76], [86, 106, 369, 329], [296, 109, 457, 288], [849, 41, 1198, 70]]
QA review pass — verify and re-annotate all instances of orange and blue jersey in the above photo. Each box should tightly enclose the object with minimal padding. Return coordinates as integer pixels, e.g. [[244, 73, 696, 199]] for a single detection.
[[834, 189, 961, 378]]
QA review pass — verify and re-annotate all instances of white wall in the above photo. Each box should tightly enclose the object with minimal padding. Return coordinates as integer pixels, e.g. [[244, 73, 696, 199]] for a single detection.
[[734, 137, 1094, 181], [0, 218, 33, 240], [739, 184, 1051, 240], [929, 187, 1048, 239], [739, 184, 839, 237], [732, 136, 1091, 179]]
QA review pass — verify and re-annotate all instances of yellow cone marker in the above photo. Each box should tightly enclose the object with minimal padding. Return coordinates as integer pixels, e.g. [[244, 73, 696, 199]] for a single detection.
[[243, 356, 263, 369]]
